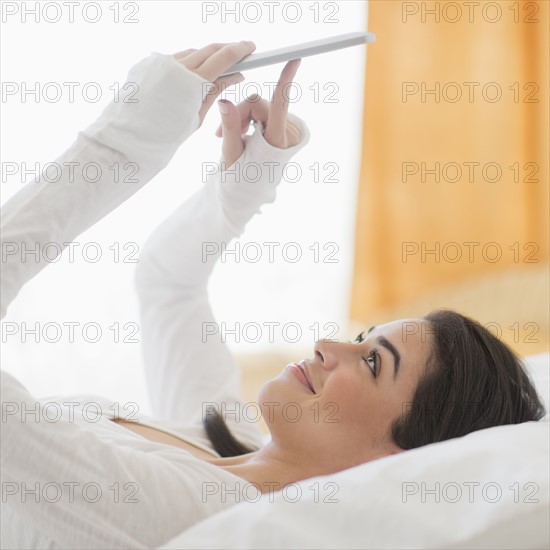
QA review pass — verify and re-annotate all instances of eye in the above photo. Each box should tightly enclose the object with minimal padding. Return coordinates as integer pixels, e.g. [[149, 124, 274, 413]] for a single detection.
[[354, 331, 366, 343], [363, 348, 380, 378]]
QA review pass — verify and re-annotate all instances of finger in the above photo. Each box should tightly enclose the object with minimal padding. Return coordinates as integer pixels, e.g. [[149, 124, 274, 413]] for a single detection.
[[180, 43, 226, 69], [172, 48, 196, 61], [198, 72, 245, 125], [215, 95, 265, 137], [215, 94, 270, 137], [198, 41, 256, 83], [218, 99, 246, 167], [264, 59, 301, 147]]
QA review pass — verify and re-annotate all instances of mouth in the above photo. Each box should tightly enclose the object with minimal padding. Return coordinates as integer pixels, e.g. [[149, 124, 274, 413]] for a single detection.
[[289, 360, 316, 394]]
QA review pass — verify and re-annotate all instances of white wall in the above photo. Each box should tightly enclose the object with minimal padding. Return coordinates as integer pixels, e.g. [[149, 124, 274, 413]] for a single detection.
[[1, 0, 369, 412]]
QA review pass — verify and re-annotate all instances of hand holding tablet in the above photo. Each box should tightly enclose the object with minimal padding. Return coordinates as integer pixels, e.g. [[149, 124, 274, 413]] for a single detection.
[[219, 31, 376, 77]]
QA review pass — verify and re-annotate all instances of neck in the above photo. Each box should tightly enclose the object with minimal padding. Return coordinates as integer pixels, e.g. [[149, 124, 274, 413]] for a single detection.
[[205, 439, 393, 494], [206, 440, 319, 494]]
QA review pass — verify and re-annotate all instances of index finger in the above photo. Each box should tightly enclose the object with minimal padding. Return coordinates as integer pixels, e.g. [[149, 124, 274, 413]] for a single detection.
[[198, 41, 256, 82], [267, 59, 301, 138]]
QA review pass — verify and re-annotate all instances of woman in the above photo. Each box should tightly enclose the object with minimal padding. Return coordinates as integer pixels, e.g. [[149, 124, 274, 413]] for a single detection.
[[1, 41, 545, 549]]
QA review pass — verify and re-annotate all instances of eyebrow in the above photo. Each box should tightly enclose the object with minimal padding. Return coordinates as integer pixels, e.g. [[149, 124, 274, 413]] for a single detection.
[[376, 336, 401, 379], [360, 326, 401, 379], [364, 326, 401, 379]]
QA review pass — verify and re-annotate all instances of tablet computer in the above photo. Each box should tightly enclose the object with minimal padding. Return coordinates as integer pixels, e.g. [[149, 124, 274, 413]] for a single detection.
[[220, 31, 376, 76]]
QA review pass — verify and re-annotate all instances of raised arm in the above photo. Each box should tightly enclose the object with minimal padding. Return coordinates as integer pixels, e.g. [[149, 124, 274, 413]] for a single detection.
[[0, 42, 255, 320], [134, 61, 311, 447]]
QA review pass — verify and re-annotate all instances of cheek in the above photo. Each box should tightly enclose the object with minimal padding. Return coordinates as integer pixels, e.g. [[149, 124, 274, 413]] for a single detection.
[[257, 372, 304, 409], [321, 373, 404, 435], [321, 374, 372, 423]]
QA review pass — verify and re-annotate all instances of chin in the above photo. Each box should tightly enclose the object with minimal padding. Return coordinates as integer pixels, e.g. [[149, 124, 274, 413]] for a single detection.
[[256, 380, 270, 404], [257, 375, 282, 405], [257, 375, 301, 421]]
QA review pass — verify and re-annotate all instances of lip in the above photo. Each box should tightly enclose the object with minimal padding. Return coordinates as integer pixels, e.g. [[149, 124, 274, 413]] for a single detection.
[[288, 361, 315, 394]]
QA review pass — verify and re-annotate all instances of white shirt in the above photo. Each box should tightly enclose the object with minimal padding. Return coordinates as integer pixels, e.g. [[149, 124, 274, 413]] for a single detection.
[[1, 52, 310, 549]]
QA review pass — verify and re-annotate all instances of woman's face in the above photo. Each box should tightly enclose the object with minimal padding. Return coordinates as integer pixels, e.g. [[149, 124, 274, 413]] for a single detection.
[[258, 318, 433, 473]]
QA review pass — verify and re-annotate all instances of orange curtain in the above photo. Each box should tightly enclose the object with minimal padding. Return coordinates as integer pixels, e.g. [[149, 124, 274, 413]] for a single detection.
[[351, 1, 549, 326]]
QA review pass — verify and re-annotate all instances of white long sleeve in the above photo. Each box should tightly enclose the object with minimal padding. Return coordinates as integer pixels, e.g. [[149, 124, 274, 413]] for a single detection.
[[0, 52, 211, 320], [1, 369, 252, 549], [0, 51, 311, 549], [134, 114, 310, 442]]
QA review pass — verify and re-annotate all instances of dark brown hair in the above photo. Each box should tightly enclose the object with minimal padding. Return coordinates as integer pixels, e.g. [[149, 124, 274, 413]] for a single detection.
[[203, 411, 255, 457], [390, 309, 546, 449]]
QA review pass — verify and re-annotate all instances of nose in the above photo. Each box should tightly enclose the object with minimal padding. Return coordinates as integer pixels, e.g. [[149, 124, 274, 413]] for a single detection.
[[312, 338, 342, 371]]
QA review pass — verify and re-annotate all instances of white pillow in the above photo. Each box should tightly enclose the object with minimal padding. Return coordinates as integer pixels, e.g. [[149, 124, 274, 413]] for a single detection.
[[523, 353, 549, 418], [160, 354, 550, 550]]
